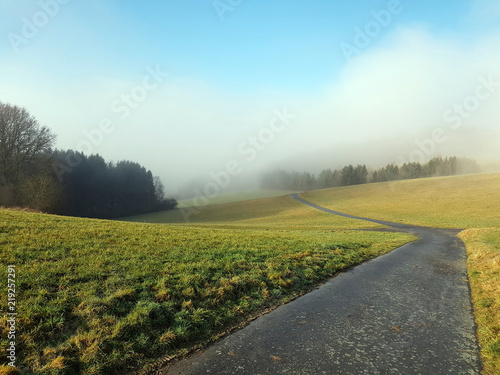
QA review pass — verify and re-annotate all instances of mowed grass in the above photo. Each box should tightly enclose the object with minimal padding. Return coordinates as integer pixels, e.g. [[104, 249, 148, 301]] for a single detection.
[[0, 203, 413, 375], [304, 173, 500, 375]]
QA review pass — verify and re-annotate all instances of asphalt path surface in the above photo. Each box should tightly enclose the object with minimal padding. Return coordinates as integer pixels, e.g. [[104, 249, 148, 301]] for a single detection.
[[161, 194, 482, 374]]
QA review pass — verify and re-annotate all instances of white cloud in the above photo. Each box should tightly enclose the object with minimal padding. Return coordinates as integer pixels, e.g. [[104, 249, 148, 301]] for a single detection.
[[270, 27, 500, 165], [0, 26, 499, 193]]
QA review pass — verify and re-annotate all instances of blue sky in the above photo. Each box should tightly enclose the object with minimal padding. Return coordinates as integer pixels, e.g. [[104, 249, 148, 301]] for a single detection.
[[0, 0, 476, 91], [1, 0, 499, 193]]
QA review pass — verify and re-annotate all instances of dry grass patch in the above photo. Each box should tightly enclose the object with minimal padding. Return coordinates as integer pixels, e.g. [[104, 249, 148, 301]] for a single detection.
[[459, 228, 500, 375]]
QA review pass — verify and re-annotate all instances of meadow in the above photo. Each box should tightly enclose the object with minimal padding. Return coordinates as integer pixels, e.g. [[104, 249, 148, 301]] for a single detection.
[[302, 173, 500, 228], [2, 172, 497, 374], [121, 194, 383, 228], [303, 173, 500, 375], [0, 199, 413, 374], [175, 189, 299, 208]]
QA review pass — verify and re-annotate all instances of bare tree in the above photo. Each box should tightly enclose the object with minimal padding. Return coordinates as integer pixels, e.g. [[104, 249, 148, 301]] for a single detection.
[[19, 173, 62, 212], [0, 102, 56, 185], [153, 175, 165, 202]]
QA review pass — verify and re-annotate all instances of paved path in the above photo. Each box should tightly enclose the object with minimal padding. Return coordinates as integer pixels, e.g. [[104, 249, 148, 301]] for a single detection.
[[162, 195, 482, 374]]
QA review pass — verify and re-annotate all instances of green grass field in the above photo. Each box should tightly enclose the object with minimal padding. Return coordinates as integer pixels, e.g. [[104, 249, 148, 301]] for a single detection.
[[2, 173, 498, 374], [121, 194, 383, 229], [303, 173, 500, 228], [303, 173, 500, 375], [175, 189, 299, 208], [0, 201, 413, 374]]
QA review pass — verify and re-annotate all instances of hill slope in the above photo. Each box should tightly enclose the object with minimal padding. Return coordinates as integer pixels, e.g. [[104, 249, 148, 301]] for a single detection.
[[0, 207, 412, 374], [121, 194, 383, 229], [303, 173, 500, 228], [303, 173, 500, 375], [176, 189, 299, 208], [3, 173, 497, 374]]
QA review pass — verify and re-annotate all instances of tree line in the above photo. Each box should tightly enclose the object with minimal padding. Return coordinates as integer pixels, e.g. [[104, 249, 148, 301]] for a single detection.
[[261, 157, 480, 191], [0, 102, 176, 218]]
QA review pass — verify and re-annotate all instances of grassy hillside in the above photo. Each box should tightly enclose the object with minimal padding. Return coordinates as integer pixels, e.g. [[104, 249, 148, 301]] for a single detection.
[[304, 173, 500, 375], [121, 194, 383, 229], [303, 173, 500, 228], [0, 206, 412, 374], [176, 189, 299, 208], [3, 173, 496, 374]]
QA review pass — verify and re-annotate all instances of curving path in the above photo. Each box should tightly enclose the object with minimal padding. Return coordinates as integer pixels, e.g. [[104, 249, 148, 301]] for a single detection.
[[161, 194, 482, 374]]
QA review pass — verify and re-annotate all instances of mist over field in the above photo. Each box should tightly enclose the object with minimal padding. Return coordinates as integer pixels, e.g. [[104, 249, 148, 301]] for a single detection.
[[2, 2, 500, 374], [130, 31, 500, 198], [1, 1, 499, 197]]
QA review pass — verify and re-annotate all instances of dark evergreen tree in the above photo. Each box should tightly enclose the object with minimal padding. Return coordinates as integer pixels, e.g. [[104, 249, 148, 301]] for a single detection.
[[51, 150, 176, 219], [354, 165, 368, 184], [341, 165, 355, 186]]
